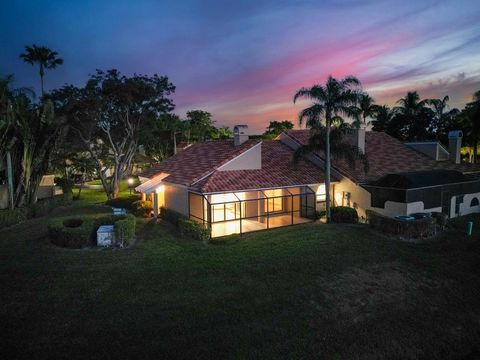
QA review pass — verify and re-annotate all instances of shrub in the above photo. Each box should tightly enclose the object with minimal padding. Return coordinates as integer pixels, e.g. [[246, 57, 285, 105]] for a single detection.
[[55, 177, 74, 194], [0, 207, 30, 229], [105, 195, 141, 211], [178, 218, 210, 241], [431, 212, 448, 230], [114, 214, 136, 247], [0, 193, 72, 229], [331, 206, 358, 223], [48, 215, 96, 248], [63, 218, 83, 228], [160, 207, 186, 226], [366, 210, 437, 238], [132, 200, 153, 217]]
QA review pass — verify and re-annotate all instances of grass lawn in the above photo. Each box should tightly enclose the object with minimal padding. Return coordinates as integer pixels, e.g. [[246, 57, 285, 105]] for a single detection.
[[1, 190, 480, 359]]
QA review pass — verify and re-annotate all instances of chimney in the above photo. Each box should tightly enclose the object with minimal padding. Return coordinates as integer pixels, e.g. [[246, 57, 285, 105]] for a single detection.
[[354, 124, 366, 154], [448, 130, 463, 164], [233, 125, 249, 146]]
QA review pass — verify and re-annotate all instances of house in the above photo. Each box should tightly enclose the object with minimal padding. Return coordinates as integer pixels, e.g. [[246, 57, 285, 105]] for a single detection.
[[136, 125, 480, 237]]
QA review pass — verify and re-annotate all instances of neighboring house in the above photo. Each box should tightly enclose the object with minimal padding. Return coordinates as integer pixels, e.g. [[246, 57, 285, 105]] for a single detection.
[[136, 125, 480, 237], [280, 128, 480, 220]]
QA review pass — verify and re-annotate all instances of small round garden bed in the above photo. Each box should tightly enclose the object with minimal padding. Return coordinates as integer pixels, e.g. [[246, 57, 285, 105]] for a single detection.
[[48, 213, 136, 249]]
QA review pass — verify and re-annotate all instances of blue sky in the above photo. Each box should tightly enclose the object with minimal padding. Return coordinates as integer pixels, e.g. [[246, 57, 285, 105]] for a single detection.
[[1, 0, 480, 132]]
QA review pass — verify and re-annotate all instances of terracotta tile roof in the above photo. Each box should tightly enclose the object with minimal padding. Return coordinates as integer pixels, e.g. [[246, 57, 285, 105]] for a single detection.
[[284, 129, 480, 183], [139, 139, 261, 186], [193, 141, 330, 193]]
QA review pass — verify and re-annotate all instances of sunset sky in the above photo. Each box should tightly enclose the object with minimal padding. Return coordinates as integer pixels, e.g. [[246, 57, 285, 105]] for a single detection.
[[2, 0, 480, 133]]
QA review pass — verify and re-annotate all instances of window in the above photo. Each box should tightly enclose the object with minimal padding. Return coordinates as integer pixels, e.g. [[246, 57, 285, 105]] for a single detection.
[[264, 189, 283, 212], [471, 198, 479, 207], [316, 184, 326, 203]]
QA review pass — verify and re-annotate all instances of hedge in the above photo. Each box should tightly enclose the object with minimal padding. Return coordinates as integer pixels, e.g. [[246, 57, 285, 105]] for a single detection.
[[160, 207, 187, 226], [114, 214, 136, 247], [105, 195, 141, 211], [48, 215, 96, 248], [331, 206, 358, 224], [178, 218, 211, 241], [132, 200, 153, 217], [48, 213, 136, 248], [0, 193, 73, 229], [159, 207, 210, 241], [366, 210, 437, 238]]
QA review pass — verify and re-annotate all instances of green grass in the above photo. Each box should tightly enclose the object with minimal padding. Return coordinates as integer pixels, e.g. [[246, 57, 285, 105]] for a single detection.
[[1, 202, 480, 358]]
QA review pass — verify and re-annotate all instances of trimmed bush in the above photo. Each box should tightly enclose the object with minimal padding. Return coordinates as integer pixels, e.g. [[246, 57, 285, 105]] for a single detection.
[[160, 207, 186, 226], [132, 200, 153, 217], [105, 195, 141, 211], [331, 206, 358, 224], [366, 210, 437, 238], [48, 213, 136, 248], [114, 214, 136, 247], [48, 215, 96, 248], [178, 218, 210, 241]]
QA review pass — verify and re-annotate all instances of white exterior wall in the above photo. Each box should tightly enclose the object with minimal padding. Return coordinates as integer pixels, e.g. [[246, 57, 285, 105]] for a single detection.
[[333, 177, 372, 219], [407, 201, 442, 215], [164, 183, 189, 216], [218, 142, 262, 171], [457, 192, 480, 217]]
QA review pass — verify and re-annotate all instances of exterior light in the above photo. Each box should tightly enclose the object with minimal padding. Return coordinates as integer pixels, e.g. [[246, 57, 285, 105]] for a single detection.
[[127, 178, 134, 185], [156, 185, 164, 193]]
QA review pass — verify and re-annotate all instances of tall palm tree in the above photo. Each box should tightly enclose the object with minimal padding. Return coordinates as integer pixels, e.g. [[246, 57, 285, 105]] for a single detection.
[[293, 75, 363, 223], [353, 93, 377, 127], [371, 105, 395, 132], [426, 96, 458, 140], [20, 45, 63, 95], [395, 91, 428, 117]]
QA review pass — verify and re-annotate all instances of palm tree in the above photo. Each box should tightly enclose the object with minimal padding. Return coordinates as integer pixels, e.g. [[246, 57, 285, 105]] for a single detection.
[[395, 91, 428, 117], [426, 96, 459, 140], [20, 45, 63, 95], [371, 105, 395, 132], [353, 93, 377, 127], [293, 75, 363, 223]]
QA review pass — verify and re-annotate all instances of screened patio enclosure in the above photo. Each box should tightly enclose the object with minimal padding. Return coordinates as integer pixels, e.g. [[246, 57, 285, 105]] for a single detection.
[[189, 186, 317, 237]]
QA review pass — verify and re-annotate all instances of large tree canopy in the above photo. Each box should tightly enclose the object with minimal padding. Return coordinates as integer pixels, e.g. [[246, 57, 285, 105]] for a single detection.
[[51, 69, 175, 198]]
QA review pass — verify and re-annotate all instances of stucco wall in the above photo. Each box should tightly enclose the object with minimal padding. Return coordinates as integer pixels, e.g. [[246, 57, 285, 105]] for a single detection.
[[457, 192, 480, 217], [164, 183, 189, 216], [333, 177, 372, 219], [0, 185, 8, 209], [218, 142, 262, 171]]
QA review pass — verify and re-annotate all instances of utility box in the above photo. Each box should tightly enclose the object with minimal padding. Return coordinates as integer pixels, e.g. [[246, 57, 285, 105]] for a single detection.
[[97, 225, 115, 246], [112, 207, 126, 216]]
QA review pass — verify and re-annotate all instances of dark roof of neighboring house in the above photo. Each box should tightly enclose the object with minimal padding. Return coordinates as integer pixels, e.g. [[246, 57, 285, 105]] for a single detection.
[[192, 141, 329, 193], [283, 129, 480, 183], [139, 139, 261, 186], [369, 170, 478, 189]]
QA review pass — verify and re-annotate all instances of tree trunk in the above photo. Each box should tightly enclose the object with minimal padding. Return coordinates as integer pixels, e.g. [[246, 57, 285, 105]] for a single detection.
[[474, 140, 478, 164], [325, 117, 332, 224], [39, 64, 45, 96]]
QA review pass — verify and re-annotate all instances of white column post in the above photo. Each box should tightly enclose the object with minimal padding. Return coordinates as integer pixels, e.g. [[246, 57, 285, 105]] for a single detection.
[[153, 192, 159, 218]]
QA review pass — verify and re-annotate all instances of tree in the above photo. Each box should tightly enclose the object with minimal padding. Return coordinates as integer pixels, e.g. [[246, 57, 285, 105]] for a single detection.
[[52, 69, 175, 199], [1, 76, 66, 206], [211, 126, 232, 140], [352, 93, 377, 127], [426, 96, 459, 140], [460, 90, 480, 163], [293, 75, 363, 223], [20, 45, 63, 95], [263, 120, 294, 139], [371, 105, 396, 133], [185, 110, 216, 142], [140, 113, 182, 161], [394, 91, 433, 140]]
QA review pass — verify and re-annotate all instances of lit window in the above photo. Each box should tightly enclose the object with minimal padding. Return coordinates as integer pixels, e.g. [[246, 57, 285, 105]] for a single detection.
[[264, 189, 283, 212], [316, 184, 326, 202]]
